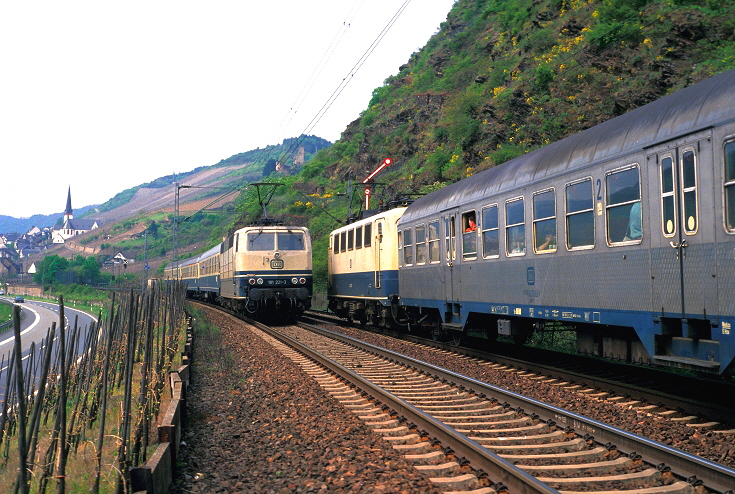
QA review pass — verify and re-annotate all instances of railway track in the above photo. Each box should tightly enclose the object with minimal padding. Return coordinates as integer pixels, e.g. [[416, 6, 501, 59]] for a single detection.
[[245, 313, 735, 493], [303, 309, 735, 428]]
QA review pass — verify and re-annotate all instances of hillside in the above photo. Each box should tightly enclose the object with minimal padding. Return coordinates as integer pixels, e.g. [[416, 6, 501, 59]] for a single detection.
[[300, 0, 735, 192]]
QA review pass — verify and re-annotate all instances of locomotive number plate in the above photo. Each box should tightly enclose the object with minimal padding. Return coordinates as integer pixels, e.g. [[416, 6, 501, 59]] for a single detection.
[[267, 279, 287, 285], [270, 259, 284, 269]]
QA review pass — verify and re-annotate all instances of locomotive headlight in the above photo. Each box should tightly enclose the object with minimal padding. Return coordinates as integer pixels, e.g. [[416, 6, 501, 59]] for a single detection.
[[291, 277, 298, 284], [299, 277, 306, 284], [248, 278, 256, 285], [257, 278, 263, 285]]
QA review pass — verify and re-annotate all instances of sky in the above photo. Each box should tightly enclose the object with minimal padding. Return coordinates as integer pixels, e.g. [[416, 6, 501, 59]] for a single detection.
[[0, 0, 456, 219]]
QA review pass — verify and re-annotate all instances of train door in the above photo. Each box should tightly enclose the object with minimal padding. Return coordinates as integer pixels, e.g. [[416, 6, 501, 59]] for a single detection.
[[651, 136, 716, 334], [441, 210, 460, 322], [373, 220, 382, 289]]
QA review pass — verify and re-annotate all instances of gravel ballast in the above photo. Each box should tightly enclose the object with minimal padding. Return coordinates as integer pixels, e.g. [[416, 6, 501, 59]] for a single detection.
[[171, 307, 443, 493]]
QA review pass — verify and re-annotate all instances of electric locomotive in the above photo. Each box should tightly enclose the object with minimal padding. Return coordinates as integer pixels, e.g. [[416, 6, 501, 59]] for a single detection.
[[220, 223, 312, 316], [394, 69, 735, 374], [328, 205, 406, 327], [165, 223, 312, 318]]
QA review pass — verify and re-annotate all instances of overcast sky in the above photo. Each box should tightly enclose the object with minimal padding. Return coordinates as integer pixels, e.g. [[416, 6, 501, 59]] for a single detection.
[[0, 0, 455, 219]]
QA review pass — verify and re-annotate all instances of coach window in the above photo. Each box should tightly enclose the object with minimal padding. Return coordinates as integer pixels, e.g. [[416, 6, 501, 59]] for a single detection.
[[725, 139, 735, 231], [533, 189, 557, 253], [681, 147, 698, 234], [347, 229, 354, 250], [444, 217, 456, 261], [415, 224, 427, 264], [506, 197, 526, 256], [364, 223, 372, 247], [403, 228, 414, 265], [660, 154, 676, 237], [462, 211, 477, 260], [397, 231, 403, 265], [428, 221, 440, 262], [605, 165, 642, 245], [355, 225, 363, 249], [333, 234, 339, 253], [340, 231, 347, 253], [565, 178, 595, 249], [481, 205, 499, 258]]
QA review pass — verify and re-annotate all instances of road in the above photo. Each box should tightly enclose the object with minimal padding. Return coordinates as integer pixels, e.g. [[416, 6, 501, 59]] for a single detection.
[[0, 297, 98, 402]]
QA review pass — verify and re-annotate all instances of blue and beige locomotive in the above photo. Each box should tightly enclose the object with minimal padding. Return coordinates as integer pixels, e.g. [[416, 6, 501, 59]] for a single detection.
[[166, 223, 312, 317], [328, 69, 735, 375]]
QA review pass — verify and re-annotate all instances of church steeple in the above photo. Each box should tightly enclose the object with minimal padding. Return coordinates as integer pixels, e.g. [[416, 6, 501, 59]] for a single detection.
[[64, 186, 73, 222]]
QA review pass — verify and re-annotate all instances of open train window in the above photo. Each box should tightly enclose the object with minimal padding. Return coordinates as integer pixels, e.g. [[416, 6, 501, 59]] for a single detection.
[[355, 226, 363, 249], [428, 220, 440, 263], [462, 211, 477, 260], [725, 139, 735, 232], [347, 229, 354, 250], [364, 223, 372, 247], [681, 147, 698, 234], [415, 224, 427, 264], [403, 228, 414, 265], [565, 178, 595, 249], [605, 164, 642, 245], [340, 231, 347, 253], [481, 205, 499, 258], [533, 189, 557, 253], [277, 232, 305, 250], [659, 154, 677, 237], [505, 197, 525, 256]]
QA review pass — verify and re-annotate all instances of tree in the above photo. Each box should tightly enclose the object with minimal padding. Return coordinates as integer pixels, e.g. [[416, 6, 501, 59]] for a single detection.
[[33, 255, 69, 285]]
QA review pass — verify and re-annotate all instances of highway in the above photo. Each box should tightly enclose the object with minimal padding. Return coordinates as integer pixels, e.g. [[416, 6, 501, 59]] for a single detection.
[[0, 297, 98, 402]]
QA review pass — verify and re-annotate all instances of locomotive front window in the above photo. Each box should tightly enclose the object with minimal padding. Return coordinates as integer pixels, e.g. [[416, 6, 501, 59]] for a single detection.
[[247, 232, 275, 251], [533, 189, 556, 253], [355, 226, 363, 249], [660, 155, 677, 237], [605, 165, 642, 245], [428, 221, 440, 263], [415, 225, 427, 264], [726, 140, 735, 231], [403, 228, 414, 265], [681, 148, 698, 234], [566, 178, 594, 249], [481, 205, 499, 258], [506, 198, 525, 256], [276, 232, 305, 250]]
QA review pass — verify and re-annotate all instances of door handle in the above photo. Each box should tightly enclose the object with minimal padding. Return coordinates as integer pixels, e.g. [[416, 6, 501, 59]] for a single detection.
[[670, 239, 688, 260]]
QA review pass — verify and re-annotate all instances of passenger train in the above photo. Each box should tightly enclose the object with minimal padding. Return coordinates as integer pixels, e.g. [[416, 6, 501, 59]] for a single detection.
[[328, 69, 735, 375], [165, 223, 312, 317]]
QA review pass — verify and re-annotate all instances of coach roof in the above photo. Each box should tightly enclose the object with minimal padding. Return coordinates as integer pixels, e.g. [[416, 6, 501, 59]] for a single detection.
[[401, 68, 735, 223]]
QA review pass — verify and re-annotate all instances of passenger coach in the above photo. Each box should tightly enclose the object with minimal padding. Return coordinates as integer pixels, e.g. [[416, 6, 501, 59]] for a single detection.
[[397, 69, 735, 374]]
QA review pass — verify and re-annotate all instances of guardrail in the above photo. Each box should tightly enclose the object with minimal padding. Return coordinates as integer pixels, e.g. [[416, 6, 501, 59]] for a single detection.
[[129, 316, 193, 493]]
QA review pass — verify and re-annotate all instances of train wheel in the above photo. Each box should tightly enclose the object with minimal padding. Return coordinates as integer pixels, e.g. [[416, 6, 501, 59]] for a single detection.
[[431, 326, 443, 341]]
